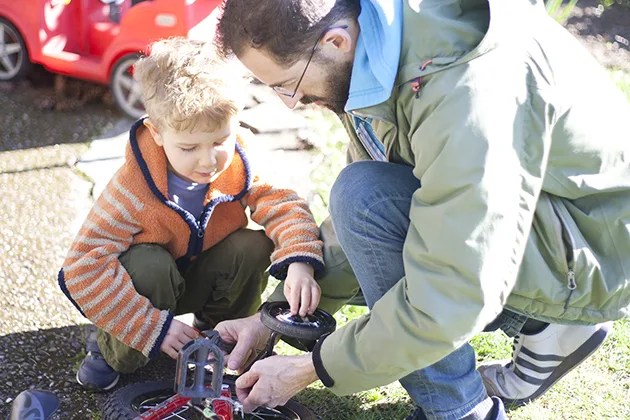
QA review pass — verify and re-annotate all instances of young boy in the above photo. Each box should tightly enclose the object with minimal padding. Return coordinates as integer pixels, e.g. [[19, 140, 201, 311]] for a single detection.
[[58, 37, 325, 391]]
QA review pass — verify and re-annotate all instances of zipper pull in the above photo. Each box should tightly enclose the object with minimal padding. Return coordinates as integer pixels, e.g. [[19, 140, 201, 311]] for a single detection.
[[567, 270, 576, 290]]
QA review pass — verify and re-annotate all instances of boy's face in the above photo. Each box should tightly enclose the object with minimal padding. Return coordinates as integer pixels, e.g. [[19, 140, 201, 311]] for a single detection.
[[146, 117, 238, 184]]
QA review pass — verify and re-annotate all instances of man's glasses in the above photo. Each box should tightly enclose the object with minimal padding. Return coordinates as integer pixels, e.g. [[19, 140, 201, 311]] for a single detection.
[[273, 25, 348, 98]]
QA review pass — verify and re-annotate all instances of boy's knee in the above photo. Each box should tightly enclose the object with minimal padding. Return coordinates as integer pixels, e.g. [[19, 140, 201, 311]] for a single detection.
[[318, 217, 360, 296], [119, 244, 178, 296], [226, 229, 273, 268]]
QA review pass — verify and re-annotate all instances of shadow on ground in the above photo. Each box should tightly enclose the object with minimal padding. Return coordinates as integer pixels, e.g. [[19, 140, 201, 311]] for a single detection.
[[0, 66, 124, 153], [296, 387, 415, 420], [0, 325, 178, 419], [566, 0, 630, 71], [0, 326, 413, 419]]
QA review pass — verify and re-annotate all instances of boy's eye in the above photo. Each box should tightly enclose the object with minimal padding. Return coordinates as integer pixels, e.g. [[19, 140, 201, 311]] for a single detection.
[[180, 147, 197, 152]]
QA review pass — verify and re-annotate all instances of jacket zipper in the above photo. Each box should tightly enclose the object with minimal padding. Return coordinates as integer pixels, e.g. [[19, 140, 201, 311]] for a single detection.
[[550, 200, 578, 310], [560, 218, 577, 310]]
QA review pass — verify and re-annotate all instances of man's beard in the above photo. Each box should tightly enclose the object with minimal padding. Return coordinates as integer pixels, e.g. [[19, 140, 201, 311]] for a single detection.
[[300, 59, 353, 115]]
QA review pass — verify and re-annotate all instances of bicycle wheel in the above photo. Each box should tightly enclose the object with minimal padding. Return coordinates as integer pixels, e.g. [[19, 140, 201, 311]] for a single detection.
[[261, 302, 336, 341], [102, 376, 317, 420]]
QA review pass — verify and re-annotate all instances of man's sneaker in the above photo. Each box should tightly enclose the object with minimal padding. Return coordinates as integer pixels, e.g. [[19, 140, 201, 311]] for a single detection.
[[76, 329, 120, 391], [478, 321, 613, 407], [405, 406, 427, 420], [405, 397, 506, 419]]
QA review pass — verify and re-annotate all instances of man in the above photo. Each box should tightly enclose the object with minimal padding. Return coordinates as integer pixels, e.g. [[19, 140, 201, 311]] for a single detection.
[[213, 0, 630, 419]]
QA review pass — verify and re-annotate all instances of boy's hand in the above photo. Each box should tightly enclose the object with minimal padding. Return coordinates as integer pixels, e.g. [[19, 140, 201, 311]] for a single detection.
[[160, 319, 199, 360], [284, 262, 321, 317]]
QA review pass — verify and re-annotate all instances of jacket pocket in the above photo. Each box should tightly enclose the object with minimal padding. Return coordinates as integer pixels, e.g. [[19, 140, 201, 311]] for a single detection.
[[548, 197, 578, 310], [533, 193, 577, 310]]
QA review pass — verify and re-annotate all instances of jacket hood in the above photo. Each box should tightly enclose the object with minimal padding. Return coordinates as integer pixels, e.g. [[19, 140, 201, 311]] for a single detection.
[[396, 0, 544, 85]]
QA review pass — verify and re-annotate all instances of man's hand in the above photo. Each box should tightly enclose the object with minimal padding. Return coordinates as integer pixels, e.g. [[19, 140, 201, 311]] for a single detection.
[[160, 319, 199, 359], [284, 262, 321, 316], [235, 354, 319, 413], [214, 313, 271, 372]]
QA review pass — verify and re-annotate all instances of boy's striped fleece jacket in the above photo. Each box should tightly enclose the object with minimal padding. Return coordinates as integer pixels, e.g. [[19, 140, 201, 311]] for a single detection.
[[58, 118, 324, 358]]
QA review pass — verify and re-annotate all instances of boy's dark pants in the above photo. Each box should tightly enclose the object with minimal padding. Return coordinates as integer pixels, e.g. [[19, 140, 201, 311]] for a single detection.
[[98, 228, 273, 373]]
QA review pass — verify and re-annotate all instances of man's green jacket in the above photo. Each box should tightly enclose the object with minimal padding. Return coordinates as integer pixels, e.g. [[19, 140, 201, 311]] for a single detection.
[[318, 0, 630, 395]]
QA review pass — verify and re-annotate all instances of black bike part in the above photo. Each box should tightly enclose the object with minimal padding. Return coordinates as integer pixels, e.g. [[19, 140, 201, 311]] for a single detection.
[[261, 302, 336, 342], [102, 377, 317, 420], [279, 336, 317, 352], [199, 329, 236, 354], [175, 338, 223, 399], [10, 389, 60, 420]]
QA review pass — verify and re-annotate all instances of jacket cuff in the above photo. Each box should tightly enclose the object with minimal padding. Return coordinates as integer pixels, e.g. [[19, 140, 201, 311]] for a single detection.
[[149, 312, 174, 359], [268, 256, 325, 280], [312, 332, 335, 387]]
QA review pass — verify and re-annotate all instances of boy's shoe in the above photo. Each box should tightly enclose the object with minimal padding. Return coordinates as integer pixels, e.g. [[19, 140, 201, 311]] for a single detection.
[[478, 322, 613, 407], [76, 329, 120, 391]]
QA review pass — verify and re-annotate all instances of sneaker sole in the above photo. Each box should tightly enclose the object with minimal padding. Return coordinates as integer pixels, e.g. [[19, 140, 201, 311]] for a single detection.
[[76, 370, 120, 392], [503, 323, 612, 408]]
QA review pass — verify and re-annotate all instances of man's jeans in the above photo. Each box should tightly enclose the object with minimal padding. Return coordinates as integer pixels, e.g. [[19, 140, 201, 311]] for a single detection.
[[329, 161, 521, 419]]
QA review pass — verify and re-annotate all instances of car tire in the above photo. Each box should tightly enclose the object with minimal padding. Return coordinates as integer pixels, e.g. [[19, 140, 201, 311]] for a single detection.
[[110, 53, 145, 120], [0, 18, 32, 81]]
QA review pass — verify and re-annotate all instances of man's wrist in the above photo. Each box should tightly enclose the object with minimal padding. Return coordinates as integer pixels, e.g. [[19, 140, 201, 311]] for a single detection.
[[301, 353, 319, 384]]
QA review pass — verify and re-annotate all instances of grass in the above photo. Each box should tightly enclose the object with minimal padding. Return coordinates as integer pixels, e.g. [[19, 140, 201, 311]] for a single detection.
[[611, 69, 630, 101], [545, 0, 579, 24], [270, 72, 630, 419]]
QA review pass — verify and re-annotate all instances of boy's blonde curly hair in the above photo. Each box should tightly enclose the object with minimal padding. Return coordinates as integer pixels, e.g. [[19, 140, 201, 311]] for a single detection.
[[133, 37, 247, 132]]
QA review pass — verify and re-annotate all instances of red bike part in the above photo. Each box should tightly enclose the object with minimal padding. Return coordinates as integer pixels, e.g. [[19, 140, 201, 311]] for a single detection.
[[135, 393, 190, 420], [212, 384, 233, 420]]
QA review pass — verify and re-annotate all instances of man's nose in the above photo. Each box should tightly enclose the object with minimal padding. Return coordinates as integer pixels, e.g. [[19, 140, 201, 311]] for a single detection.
[[277, 92, 301, 109]]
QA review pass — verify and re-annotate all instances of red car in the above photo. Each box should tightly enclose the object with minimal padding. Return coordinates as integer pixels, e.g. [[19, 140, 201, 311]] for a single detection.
[[0, 0, 222, 118]]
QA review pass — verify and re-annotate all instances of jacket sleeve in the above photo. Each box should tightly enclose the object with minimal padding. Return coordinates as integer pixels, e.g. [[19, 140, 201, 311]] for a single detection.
[[315, 64, 557, 394], [245, 180, 324, 279], [58, 174, 173, 358]]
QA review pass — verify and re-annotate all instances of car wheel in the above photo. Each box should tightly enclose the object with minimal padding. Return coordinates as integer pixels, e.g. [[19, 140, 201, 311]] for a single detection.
[[110, 53, 145, 120], [0, 18, 32, 81]]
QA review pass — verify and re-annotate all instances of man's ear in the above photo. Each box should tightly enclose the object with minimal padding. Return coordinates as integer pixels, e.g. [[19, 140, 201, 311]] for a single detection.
[[321, 25, 354, 54], [143, 118, 163, 146]]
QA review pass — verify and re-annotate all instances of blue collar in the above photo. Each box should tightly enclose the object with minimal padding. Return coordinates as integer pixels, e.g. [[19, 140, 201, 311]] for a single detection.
[[345, 0, 403, 112]]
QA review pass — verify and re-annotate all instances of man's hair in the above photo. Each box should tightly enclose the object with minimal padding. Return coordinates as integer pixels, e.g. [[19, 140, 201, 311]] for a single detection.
[[217, 0, 360, 66], [133, 37, 247, 132]]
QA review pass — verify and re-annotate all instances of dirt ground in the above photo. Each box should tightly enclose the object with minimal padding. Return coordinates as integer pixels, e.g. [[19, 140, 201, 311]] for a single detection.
[[565, 0, 630, 71]]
